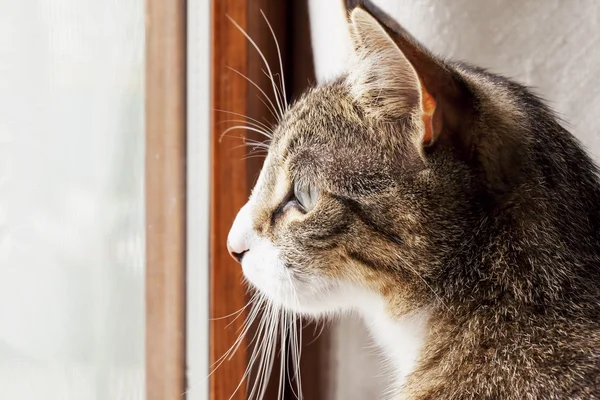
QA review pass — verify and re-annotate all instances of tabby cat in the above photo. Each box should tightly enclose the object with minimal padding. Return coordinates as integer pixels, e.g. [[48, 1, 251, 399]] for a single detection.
[[227, 2, 600, 398]]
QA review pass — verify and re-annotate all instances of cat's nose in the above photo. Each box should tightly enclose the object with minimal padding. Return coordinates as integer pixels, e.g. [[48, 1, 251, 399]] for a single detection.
[[227, 203, 252, 264], [227, 241, 248, 263]]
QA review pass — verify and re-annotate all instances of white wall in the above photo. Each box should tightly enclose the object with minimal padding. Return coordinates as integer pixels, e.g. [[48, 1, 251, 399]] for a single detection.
[[308, 0, 600, 398]]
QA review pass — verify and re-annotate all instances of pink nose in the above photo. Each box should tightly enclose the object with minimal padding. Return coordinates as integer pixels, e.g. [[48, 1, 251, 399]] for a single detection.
[[227, 240, 248, 263]]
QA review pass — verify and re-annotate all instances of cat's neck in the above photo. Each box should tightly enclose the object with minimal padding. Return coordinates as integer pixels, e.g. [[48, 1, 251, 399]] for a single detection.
[[354, 291, 430, 388]]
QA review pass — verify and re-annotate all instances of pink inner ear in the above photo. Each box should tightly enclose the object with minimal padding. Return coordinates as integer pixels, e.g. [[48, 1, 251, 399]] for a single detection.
[[420, 84, 437, 146]]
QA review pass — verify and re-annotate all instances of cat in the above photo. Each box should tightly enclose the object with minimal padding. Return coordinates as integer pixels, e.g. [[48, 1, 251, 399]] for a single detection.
[[227, 1, 600, 398]]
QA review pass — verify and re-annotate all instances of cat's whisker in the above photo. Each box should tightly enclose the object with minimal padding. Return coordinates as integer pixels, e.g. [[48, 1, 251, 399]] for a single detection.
[[217, 119, 274, 137], [211, 307, 255, 368], [262, 69, 285, 113], [242, 154, 269, 161], [268, 279, 286, 400], [224, 296, 258, 329], [256, 96, 281, 123], [221, 132, 271, 148], [279, 286, 290, 400], [296, 316, 304, 398], [223, 296, 264, 361], [241, 146, 269, 157], [220, 125, 273, 142], [224, 299, 265, 366], [231, 300, 268, 400], [226, 16, 286, 119], [241, 303, 269, 352], [228, 140, 270, 151], [260, 9, 288, 109], [288, 312, 300, 399], [245, 139, 270, 149], [270, 283, 288, 400], [291, 296, 302, 400], [225, 66, 281, 122], [244, 147, 269, 153], [241, 137, 271, 146], [230, 295, 277, 400], [240, 148, 269, 156], [234, 140, 270, 150], [228, 135, 270, 145], [247, 299, 266, 400], [185, 295, 263, 396], [285, 275, 303, 400], [214, 109, 274, 133], [242, 143, 270, 150], [260, 305, 279, 400], [243, 145, 270, 153], [210, 297, 254, 321], [244, 148, 269, 153], [231, 145, 270, 155], [248, 301, 278, 399], [276, 298, 290, 400]]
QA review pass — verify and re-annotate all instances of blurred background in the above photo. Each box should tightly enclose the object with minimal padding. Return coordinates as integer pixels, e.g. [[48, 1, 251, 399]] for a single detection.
[[1, 0, 599, 399], [0, 0, 145, 399]]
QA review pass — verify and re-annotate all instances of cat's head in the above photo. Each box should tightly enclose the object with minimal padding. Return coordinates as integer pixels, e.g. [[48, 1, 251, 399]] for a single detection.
[[227, 5, 575, 316]]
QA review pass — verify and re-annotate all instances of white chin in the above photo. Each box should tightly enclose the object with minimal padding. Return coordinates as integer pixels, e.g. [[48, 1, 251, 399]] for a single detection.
[[241, 236, 346, 317]]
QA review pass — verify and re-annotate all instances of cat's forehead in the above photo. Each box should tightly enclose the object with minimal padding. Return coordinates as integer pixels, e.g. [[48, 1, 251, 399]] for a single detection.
[[272, 81, 366, 150], [257, 81, 413, 198]]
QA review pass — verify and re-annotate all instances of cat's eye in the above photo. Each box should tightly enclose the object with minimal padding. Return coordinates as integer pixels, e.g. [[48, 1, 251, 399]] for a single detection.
[[293, 180, 319, 212]]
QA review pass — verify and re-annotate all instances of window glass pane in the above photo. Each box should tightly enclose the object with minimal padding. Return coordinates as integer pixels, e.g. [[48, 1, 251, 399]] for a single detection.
[[0, 1, 145, 399]]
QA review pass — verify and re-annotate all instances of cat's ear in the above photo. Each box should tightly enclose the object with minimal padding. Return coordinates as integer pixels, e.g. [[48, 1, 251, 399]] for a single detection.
[[347, 8, 423, 118], [347, 5, 473, 150]]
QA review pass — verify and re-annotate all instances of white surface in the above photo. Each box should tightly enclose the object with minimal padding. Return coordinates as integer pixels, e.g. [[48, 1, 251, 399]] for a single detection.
[[329, 317, 388, 400], [308, 0, 352, 82], [186, 0, 210, 399], [0, 0, 145, 398], [308, 0, 600, 398]]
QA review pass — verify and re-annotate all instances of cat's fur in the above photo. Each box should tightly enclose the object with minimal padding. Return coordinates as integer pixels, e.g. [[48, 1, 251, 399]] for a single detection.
[[228, 2, 600, 398]]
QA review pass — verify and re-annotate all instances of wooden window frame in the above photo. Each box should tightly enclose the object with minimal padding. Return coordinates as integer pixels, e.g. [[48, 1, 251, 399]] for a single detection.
[[145, 0, 187, 399], [145, 1, 325, 398]]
